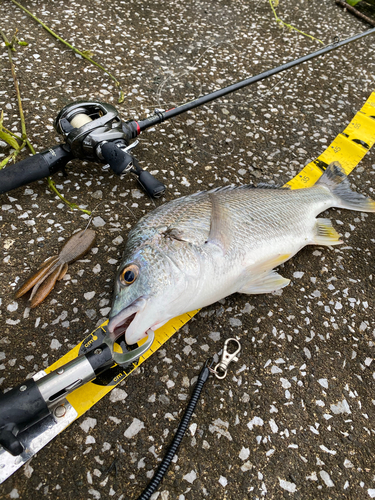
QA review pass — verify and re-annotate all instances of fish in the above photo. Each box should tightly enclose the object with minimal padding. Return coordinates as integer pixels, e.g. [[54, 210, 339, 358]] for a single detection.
[[107, 162, 375, 345], [15, 229, 96, 308]]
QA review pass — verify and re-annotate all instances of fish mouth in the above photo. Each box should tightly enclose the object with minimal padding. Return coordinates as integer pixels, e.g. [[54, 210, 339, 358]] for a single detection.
[[107, 297, 147, 342]]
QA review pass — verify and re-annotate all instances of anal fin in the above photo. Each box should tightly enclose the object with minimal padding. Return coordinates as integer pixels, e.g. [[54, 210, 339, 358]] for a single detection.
[[238, 270, 290, 295], [314, 218, 342, 246]]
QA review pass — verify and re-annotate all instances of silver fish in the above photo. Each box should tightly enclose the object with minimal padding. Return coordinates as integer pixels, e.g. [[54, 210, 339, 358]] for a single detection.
[[108, 162, 375, 345]]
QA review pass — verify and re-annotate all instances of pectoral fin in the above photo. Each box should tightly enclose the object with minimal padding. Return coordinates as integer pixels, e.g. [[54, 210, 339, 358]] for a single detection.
[[238, 270, 290, 295], [206, 193, 232, 253], [254, 253, 291, 273]]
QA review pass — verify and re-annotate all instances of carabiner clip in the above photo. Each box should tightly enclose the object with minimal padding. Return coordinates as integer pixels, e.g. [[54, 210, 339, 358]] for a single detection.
[[209, 338, 241, 379]]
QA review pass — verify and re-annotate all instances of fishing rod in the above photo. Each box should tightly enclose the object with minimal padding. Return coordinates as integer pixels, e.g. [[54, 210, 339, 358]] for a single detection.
[[0, 27, 374, 198]]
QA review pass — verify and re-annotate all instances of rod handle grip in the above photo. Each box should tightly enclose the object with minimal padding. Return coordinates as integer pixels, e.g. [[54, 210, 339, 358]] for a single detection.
[[0, 145, 72, 194]]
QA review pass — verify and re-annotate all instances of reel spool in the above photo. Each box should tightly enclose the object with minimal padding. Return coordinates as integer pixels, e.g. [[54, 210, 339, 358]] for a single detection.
[[54, 101, 132, 161]]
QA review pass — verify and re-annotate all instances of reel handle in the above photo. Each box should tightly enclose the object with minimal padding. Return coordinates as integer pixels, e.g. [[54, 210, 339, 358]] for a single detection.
[[100, 141, 132, 175], [0, 145, 72, 195], [101, 142, 165, 198]]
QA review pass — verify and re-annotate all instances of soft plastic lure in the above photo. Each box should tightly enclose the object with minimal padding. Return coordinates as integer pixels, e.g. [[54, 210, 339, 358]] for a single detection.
[[15, 229, 96, 308]]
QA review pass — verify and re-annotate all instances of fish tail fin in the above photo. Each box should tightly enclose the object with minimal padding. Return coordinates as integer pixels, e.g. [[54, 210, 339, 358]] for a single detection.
[[316, 161, 375, 212], [313, 218, 342, 246]]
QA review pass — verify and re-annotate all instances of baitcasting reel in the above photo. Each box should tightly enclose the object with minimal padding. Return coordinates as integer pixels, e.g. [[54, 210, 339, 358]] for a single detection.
[[0, 101, 166, 198]]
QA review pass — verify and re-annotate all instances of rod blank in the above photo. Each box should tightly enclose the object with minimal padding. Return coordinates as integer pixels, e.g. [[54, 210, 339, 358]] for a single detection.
[[137, 27, 375, 132]]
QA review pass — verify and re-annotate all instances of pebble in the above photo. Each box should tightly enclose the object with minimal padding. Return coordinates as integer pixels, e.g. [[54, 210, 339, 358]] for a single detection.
[[239, 447, 250, 460], [124, 418, 145, 438], [50, 339, 62, 350], [183, 471, 197, 484], [218, 476, 228, 487], [279, 478, 297, 493], [319, 471, 335, 487], [330, 399, 351, 415], [80, 418, 97, 433], [109, 388, 128, 403], [7, 301, 18, 312], [318, 378, 328, 389], [92, 216, 106, 227]]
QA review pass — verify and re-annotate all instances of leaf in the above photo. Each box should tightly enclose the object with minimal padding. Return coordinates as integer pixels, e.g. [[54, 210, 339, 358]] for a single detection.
[[81, 49, 94, 58], [0, 155, 13, 170], [118, 91, 125, 104], [345, 0, 362, 5], [0, 129, 20, 150], [17, 41, 29, 46]]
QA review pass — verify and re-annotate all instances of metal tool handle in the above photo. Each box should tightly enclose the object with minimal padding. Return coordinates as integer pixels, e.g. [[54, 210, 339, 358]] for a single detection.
[[0, 331, 156, 456], [0, 379, 50, 456], [0, 344, 112, 456], [0, 145, 72, 194]]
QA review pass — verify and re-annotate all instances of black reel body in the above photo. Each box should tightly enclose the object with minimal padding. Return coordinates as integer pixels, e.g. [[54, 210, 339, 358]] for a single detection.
[[55, 101, 129, 161], [54, 101, 165, 197]]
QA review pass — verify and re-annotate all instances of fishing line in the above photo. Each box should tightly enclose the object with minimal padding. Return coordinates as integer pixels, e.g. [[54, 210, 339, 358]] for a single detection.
[[149, 41, 268, 162], [155, 39, 247, 111], [173, 71, 290, 162], [144, 30, 368, 164], [83, 201, 106, 231], [2, 29, 375, 197]]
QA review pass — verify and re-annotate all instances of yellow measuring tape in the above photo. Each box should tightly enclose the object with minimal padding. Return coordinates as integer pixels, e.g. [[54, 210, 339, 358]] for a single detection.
[[286, 91, 375, 188], [46, 90, 375, 418]]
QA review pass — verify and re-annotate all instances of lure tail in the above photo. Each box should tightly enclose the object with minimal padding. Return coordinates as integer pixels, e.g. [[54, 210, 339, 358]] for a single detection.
[[14, 257, 59, 299], [29, 262, 68, 308], [316, 161, 375, 212]]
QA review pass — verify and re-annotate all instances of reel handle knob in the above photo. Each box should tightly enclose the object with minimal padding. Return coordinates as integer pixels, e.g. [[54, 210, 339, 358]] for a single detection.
[[100, 141, 132, 175], [137, 170, 166, 198]]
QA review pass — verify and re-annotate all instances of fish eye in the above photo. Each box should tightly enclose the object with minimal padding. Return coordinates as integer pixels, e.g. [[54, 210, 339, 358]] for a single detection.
[[119, 264, 139, 286]]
